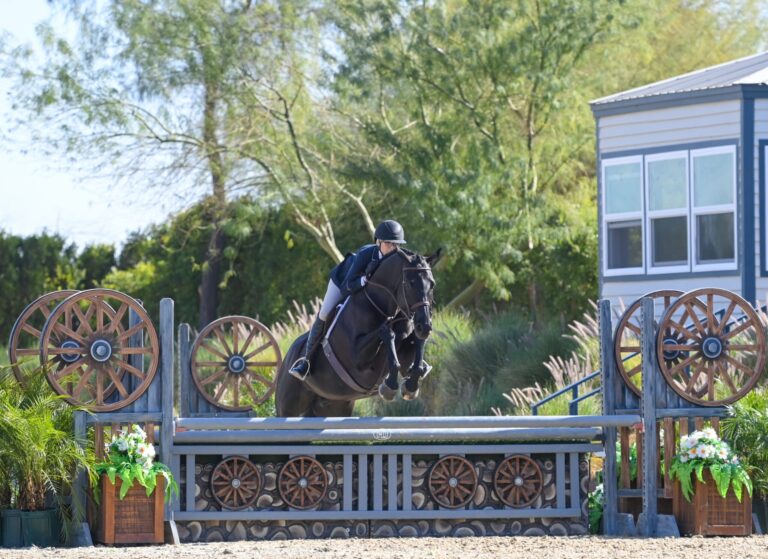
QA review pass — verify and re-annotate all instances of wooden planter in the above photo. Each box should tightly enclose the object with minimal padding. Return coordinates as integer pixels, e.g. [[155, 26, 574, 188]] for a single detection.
[[96, 474, 164, 545], [673, 471, 752, 536]]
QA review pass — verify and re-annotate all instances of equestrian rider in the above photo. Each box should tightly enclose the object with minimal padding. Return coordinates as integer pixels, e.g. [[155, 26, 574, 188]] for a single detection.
[[288, 220, 407, 381]]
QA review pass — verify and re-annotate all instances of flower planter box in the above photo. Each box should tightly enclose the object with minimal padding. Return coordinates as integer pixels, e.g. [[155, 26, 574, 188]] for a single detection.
[[673, 471, 752, 536], [96, 474, 164, 545], [1, 508, 60, 548]]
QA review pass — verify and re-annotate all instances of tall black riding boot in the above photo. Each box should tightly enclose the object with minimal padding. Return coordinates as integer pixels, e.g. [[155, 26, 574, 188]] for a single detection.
[[288, 318, 326, 381]]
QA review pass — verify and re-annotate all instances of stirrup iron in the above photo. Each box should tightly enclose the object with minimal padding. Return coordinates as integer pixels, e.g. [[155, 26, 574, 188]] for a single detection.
[[288, 357, 310, 381]]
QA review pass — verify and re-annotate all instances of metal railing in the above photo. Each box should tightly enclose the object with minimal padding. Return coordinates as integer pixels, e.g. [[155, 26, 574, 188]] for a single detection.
[[530, 300, 764, 416]]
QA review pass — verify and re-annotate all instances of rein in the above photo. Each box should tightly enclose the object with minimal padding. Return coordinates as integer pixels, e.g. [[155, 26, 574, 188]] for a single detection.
[[364, 264, 432, 324]]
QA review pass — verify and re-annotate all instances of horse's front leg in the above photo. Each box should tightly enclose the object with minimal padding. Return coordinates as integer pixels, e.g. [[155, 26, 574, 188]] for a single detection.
[[377, 323, 401, 401], [400, 337, 431, 400]]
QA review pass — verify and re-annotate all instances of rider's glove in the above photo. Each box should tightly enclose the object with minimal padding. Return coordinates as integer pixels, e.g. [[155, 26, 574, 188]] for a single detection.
[[364, 260, 378, 277], [360, 276, 368, 287]]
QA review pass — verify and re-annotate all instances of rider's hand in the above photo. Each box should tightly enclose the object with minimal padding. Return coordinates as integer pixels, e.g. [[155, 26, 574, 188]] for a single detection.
[[364, 260, 378, 277], [360, 276, 368, 287]]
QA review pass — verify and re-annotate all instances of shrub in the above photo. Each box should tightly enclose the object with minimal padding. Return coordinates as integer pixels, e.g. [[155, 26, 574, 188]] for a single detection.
[[432, 312, 577, 415]]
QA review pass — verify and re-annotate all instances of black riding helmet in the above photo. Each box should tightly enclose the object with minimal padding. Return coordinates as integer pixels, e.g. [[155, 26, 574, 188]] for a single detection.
[[374, 220, 407, 244]]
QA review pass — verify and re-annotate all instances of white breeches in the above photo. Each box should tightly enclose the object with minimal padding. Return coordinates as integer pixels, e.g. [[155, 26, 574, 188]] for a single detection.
[[318, 279, 343, 321]]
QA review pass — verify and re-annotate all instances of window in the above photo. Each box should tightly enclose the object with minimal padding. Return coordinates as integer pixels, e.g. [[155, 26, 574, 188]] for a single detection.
[[646, 152, 688, 273], [691, 147, 736, 271], [601, 144, 737, 276], [603, 156, 643, 275]]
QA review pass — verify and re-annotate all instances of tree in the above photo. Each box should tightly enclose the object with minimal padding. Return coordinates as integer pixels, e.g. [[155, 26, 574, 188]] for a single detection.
[[77, 244, 116, 289], [330, 0, 629, 317]]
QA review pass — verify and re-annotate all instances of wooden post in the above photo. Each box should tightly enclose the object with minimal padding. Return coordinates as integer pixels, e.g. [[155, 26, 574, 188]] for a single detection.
[[641, 297, 658, 536], [73, 411, 87, 520], [178, 323, 192, 417], [159, 298, 177, 521], [599, 299, 618, 535]]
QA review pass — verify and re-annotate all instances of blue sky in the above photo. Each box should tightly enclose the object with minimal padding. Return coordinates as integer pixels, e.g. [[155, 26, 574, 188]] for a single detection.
[[0, 1, 177, 252]]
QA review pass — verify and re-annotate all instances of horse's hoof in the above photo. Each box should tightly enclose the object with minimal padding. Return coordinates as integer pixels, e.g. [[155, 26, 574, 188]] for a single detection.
[[378, 382, 397, 401], [400, 380, 419, 401]]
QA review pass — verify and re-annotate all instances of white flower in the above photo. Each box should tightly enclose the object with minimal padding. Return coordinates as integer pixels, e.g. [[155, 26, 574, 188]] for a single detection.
[[717, 448, 729, 460], [117, 438, 129, 452], [680, 455, 689, 463], [688, 447, 699, 459], [699, 445, 715, 459], [702, 427, 717, 440], [732, 456, 740, 465]]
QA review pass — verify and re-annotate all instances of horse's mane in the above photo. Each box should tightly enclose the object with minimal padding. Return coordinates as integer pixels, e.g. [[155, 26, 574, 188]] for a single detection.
[[396, 247, 426, 266]]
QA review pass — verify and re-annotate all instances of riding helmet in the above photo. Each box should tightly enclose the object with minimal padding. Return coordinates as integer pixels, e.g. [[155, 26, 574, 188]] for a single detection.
[[374, 220, 407, 244]]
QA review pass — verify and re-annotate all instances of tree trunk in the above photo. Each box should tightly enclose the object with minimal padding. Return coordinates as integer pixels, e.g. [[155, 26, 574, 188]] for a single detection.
[[198, 74, 227, 329], [199, 225, 225, 329], [528, 280, 538, 326], [444, 278, 484, 310]]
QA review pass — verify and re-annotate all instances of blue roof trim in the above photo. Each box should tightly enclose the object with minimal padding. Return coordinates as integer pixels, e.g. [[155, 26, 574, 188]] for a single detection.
[[742, 99, 756, 304], [602, 270, 740, 283], [591, 84, 768, 118], [600, 139, 738, 160], [760, 139, 768, 277]]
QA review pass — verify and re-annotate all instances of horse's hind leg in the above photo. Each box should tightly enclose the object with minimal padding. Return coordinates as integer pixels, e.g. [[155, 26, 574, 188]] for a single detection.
[[275, 358, 318, 417], [311, 397, 355, 418], [276, 375, 317, 417]]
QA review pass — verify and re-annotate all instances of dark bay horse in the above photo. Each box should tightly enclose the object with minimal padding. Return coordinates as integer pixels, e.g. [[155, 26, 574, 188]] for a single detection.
[[275, 248, 438, 417]]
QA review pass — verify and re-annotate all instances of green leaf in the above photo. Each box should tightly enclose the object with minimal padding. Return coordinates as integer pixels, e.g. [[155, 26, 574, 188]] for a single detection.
[[144, 473, 157, 497], [711, 463, 731, 499], [118, 469, 134, 500], [695, 462, 705, 482]]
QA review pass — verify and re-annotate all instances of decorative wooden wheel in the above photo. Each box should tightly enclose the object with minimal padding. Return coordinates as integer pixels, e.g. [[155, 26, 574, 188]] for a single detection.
[[428, 455, 477, 509], [493, 455, 543, 508], [8, 290, 78, 384], [210, 456, 261, 510], [278, 456, 327, 510], [656, 288, 766, 406], [39, 288, 159, 412], [190, 316, 282, 411], [614, 290, 683, 396]]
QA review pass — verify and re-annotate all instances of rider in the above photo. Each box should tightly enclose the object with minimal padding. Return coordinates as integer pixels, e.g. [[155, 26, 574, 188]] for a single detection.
[[288, 220, 407, 381]]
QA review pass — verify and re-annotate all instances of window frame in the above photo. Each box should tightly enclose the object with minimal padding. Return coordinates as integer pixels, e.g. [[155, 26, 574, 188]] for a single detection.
[[645, 151, 690, 274], [602, 155, 644, 277], [689, 145, 738, 272]]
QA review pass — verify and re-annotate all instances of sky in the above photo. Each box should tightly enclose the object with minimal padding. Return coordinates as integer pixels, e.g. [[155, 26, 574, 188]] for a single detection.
[[0, 1, 179, 252]]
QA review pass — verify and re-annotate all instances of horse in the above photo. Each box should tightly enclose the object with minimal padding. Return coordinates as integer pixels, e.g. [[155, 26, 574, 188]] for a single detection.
[[275, 248, 438, 417]]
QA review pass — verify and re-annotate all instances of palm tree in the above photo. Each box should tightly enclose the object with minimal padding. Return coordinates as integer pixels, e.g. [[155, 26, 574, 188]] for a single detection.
[[0, 365, 94, 542]]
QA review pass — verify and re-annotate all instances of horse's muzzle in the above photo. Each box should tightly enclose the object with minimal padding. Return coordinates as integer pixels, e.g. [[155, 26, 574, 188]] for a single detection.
[[414, 307, 432, 339]]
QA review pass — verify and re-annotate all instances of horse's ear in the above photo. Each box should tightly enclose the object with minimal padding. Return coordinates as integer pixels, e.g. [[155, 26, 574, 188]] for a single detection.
[[426, 248, 443, 267]]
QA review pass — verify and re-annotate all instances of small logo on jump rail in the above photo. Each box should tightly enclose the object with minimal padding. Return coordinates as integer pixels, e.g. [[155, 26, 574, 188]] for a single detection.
[[373, 430, 392, 441]]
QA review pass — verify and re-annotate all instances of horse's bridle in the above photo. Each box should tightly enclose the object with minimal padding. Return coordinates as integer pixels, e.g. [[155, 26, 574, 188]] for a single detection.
[[364, 264, 433, 324]]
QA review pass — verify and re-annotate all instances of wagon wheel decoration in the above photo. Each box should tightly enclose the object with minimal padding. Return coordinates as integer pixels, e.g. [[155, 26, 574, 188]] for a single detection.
[[39, 288, 159, 412], [428, 455, 477, 509], [656, 288, 766, 407], [210, 456, 261, 511], [493, 455, 543, 508], [191, 316, 282, 411], [8, 290, 78, 384], [614, 290, 683, 396], [278, 456, 327, 510]]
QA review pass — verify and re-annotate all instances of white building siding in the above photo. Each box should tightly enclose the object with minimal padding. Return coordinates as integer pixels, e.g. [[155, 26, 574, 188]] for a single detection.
[[601, 276, 742, 317], [598, 99, 743, 307], [599, 101, 741, 153]]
